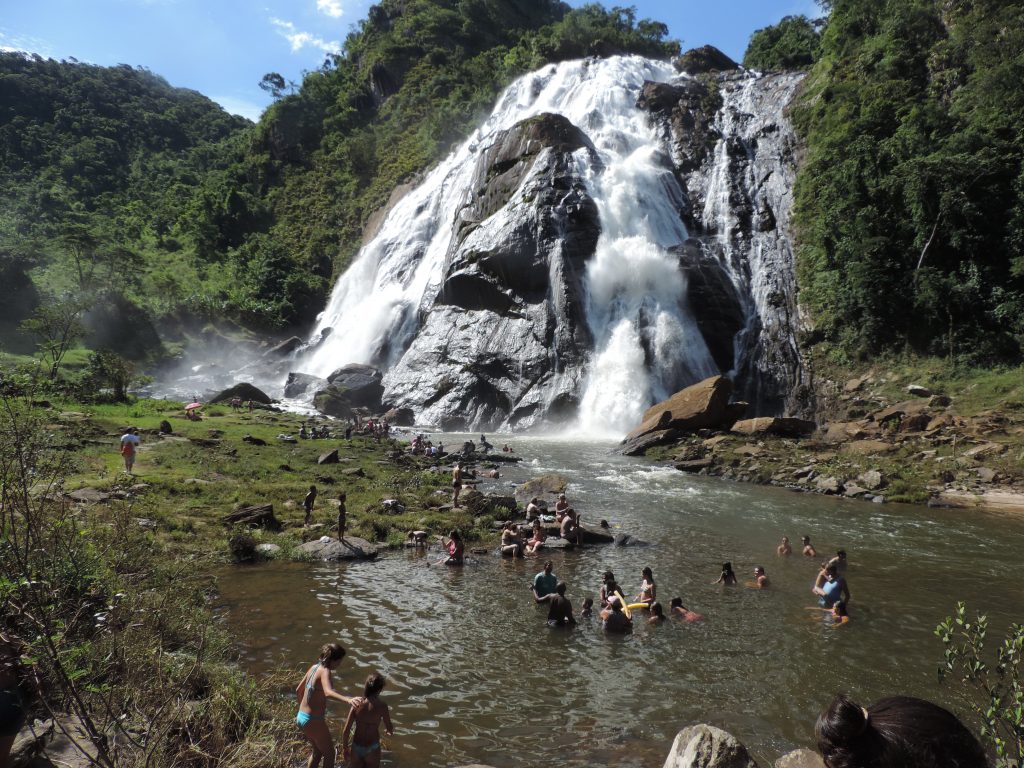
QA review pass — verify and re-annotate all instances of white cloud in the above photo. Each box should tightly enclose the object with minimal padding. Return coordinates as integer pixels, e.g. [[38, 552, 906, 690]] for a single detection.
[[0, 29, 54, 57], [317, 0, 343, 18], [211, 95, 265, 123], [270, 17, 340, 54]]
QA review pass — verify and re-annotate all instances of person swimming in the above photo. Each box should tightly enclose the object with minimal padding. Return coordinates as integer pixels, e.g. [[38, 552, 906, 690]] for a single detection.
[[777, 536, 792, 556], [748, 565, 769, 589], [580, 597, 594, 619], [342, 672, 394, 768], [670, 597, 704, 621], [802, 535, 817, 558], [712, 562, 738, 585], [647, 602, 666, 624]]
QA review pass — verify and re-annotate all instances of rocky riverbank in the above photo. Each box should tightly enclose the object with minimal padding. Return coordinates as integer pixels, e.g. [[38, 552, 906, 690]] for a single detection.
[[624, 374, 1024, 513]]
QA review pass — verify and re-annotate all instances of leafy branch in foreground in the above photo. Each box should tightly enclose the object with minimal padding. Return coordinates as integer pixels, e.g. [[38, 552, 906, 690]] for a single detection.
[[936, 601, 1024, 766]]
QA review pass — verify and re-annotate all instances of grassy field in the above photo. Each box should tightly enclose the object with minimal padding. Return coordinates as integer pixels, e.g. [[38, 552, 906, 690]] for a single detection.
[[50, 399, 500, 562]]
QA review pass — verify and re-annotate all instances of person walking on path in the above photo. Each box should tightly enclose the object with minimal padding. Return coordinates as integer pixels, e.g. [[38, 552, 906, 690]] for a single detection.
[[120, 427, 140, 474], [295, 643, 357, 768], [304, 485, 318, 527]]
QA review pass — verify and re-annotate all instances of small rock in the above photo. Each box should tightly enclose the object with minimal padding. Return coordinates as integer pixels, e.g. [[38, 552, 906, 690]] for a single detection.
[[774, 748, 825, 768], [872, 495, 886, 503], [184, 478, 213, 485], [135, 518, 157, 529], [675, 458, 714, 472], [976, 467, 999, 483], [857, 469, 885, 490], [815, 476, 843, 494], [906, 384, 932, 397], [297, 537, 379, 561], [256, 543, 282, 556], [67, 488, 111, 504], [318, 449, 340, 465], [242, 434, 267, 446], [793, 465, 815, 479], [342, 467, 366, 477], [928, 394, 952, 407], [842, 484, 868, 497], [663, 723, 759, 768]]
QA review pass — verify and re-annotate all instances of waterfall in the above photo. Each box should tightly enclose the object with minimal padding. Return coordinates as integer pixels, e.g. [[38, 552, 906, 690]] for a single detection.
[[299, 56, 805, 433]]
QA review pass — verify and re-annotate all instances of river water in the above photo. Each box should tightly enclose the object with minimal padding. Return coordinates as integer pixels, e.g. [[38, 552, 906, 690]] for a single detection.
[[216, 435, 1024, 767]]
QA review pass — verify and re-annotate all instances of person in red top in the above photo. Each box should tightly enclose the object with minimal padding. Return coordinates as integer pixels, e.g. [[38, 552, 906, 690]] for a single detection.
[[436, 530, 464, 565], [119, 427, 140, 474]]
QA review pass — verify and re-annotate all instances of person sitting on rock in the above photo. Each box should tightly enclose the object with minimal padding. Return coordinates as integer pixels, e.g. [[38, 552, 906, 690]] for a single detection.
[[777, 536, 792, 557], [524, 520, 546, 555], [299, 424, 309, 440], [500, 523, 523, 558], [559, 509, 579, 543], [554, 494, 570, 519], [525, 497, 543, 521]]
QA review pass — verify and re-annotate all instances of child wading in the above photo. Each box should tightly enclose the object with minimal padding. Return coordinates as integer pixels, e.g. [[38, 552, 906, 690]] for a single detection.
[[343, 672, 394, 768]]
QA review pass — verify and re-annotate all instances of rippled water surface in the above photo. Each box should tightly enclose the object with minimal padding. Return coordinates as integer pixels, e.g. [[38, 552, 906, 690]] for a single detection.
[[217, 436, 1024, 767]]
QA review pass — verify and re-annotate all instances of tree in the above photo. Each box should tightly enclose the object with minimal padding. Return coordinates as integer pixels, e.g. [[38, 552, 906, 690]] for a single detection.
[[258, 72, 287, 99], [743, 15, 820, 71], [19, 300, 84, 380], [86, 349, 143, 402], [936, 602, 1024, 766]]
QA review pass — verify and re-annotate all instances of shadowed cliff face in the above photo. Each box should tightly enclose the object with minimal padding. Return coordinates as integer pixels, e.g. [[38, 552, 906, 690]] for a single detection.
[[300, 56, 808, 432]]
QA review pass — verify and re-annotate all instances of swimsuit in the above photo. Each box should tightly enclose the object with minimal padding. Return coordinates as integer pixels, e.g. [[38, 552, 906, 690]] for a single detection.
[[296, 663, 324, 728], [352, 742, 380, 757]]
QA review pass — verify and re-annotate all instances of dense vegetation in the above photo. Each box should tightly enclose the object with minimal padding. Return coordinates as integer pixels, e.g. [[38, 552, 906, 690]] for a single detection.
[[790, 0, 1024, 364], [0, 1, 678, 353], [742, 15, 822, 71]]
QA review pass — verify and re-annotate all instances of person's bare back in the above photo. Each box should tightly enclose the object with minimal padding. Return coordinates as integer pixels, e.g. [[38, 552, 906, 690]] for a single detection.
[[343, 673, 393, 767]]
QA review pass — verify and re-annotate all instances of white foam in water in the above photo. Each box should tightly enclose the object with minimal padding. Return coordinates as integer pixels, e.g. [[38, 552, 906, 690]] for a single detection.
[[303, 57, 718, 430]]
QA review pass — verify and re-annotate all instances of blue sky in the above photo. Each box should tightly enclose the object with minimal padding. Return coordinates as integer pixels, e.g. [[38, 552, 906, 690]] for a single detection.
[[1, 0, 821, 122]]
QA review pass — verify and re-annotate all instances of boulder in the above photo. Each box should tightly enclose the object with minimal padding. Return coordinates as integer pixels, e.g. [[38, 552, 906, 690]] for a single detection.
[[242, 434, 267, 446], [871, 399, 929, 423], [899, 413, 931, 433], [297, 537, 378, 561], [265, 336, 303, 357], [314, 364, 385, 418], [342, 467, 366, 477], [621, 428, 682, 457], [459, 488, 490, 515], [383, 407, 415, 426], [674, 45, 740, 75], [514, 474, 569, 506], [11, 718, 54, 766], [843, 440, 894, 456], [623, 377, 734, 451], [318, 450, 340, 465], [962, 442, 1006, 459], [774, 749, 824, 768], [730, 417, 815, 438], [222, 503, 281, 531], [663, 724, 759, 768], [906, 384, 932, 397], [576, 524, 615, 545], [541, 536, 574, 549], [857, 470, 885, 490], [228, 533, 258, 562], [66, 488, 111, 504], [284, 372, 327, 399], [675, 458, 714, 472], [928, 394, 952, 408], [815, 476, 843, 494], [211, 382, 272, 405], [256, 543, 282, 556]]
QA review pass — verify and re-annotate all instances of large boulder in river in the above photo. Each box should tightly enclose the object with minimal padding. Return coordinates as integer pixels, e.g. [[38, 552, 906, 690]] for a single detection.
[[313, 364, 384, 417], [211, 382, 272, 404], [663, 724, 759, 768], [514, 474, 569, 506], [622, 376, 734, 454], [298, 537, 378, 561]]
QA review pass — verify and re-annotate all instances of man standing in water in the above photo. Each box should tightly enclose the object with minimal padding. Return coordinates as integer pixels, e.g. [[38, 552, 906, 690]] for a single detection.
[[777, 536, 792, 556], [536, 582, 576, 627], [532, 561, 558, 600], [802, 535, 817, 557]]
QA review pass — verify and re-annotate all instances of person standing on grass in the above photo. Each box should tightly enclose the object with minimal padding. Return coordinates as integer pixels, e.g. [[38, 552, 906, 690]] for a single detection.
[[337, 493, 347, 541], [119, 427, 140, 474], [451, 463, 463, 507], [304, 485, 318, 527], [295, 643, 356, 768]]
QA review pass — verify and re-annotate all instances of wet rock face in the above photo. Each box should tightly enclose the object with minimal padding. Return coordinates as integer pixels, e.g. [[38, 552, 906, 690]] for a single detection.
[[382, 113, 601, 430], [313, 364, 384, 417], [639, 71, 810, 418]]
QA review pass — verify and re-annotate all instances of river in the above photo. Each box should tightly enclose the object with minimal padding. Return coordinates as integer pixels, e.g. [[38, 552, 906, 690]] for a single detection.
[[216, 434, 1024, 767]]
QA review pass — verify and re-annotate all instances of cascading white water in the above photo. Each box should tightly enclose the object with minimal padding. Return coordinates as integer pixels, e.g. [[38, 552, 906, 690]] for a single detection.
[[298, 56, 804, 432]]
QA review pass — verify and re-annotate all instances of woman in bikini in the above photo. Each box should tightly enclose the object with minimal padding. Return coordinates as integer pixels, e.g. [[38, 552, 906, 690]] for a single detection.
[[295, 643, 357, 768], [635, 566, 657, 606], [343, 672, 393, 768]]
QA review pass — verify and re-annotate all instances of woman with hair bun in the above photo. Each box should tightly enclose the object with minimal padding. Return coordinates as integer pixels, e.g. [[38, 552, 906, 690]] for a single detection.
[[295, 642, 357, 768], [816, 693, 988, 768]]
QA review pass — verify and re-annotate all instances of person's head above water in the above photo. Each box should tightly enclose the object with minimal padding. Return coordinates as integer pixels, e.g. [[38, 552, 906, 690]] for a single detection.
[[555, 581, 567, 596], [833, 600, 849, 617], [781, 536, 790, 543], [642, 566, 653, 580], [802, 535, 812, 544], [815, 693, 987, 768], [650, 602, 664, 617], [363, 672, 386, 698], [450, 530, 461, 541], [722, 562, 734, 574], [603, 570, 615, 583], [825, 563, 839, 579], [754, 566, 766, 576], [318, 642, 346, 667], [836, 549, 847, 559], [543, 560, 553, 574]]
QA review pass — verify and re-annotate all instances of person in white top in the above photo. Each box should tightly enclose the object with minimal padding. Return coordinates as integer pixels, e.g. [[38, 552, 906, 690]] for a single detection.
[[120, 427, 141, 474]]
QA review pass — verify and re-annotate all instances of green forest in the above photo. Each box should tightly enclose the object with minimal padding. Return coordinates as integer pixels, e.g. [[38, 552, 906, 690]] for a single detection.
[[1, 0, 1023, 369]]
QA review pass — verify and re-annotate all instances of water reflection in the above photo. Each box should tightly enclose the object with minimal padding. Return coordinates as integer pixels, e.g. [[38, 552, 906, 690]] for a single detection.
[[217, 436, 1024, 766]]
